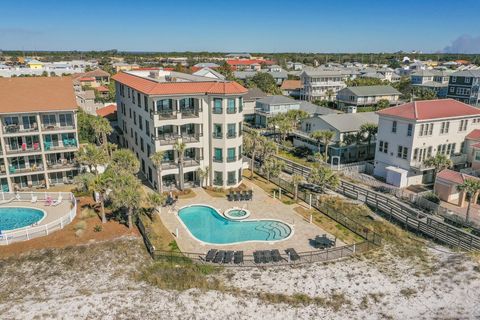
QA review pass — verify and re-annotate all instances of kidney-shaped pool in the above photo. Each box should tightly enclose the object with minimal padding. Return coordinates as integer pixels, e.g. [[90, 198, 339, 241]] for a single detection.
[[178, 205, 292, 244]]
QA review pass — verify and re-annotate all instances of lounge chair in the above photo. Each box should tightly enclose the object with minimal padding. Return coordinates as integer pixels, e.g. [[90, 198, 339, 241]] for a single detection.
[[234, 251, 243, 264], [237, 191, 244, 201], [248, 190, 253, 200], [224, 251, 234, 264], [233, 193, 239, 201], [31, 195, 38, 203], [44, 196, 53, 206], [285, 248, 300, 261], [205, 249, 217, 262], [263, 250, 272, 263], [52, 195, 63, 206], [271, 249, 281, 262], [213, 250, 225, 263], [227, 192, 233, 201], [243, 191, 250, 201]]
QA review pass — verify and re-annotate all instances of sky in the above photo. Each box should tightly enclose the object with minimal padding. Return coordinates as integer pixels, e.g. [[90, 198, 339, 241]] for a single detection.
[[1, 0, 480, 53]]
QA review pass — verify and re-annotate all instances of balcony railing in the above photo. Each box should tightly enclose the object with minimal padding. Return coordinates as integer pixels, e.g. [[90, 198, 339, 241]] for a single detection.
[[44, 140, 78, 151], [213, 132, 223, 139], [3, 124, 39, 134], [161, 161, 177, 170], [180, 108, 200, 119], [152, 133, 201, 145], [184, 159, 201, 168], [47, 161, 77, 169], [227, 132, 237, 139], [213, 157, 223, 163], [5, 144, 41, 155], [41, 124, 75, 132], [227, 156, 236, 162], [213, 108, 223, 114], [227, 179, 237, 186], [226, 107, 237, 114], [181, 133, 202, 143], [8, 164, 44, 174], [150, 110, 176, 120]]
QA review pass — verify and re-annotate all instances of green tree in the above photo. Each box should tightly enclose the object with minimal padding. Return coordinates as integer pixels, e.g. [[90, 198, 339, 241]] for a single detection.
[[308, 166, 340, 192], [261, 157, 285, 182], [291, 174, 304, 201], [174, 140, 187, 190], [258, 136, 277, 164], [359, 123, 378, 158], [376, 99, 390, 110], [250, 72, 281, 95], [285, 109, 309, 129], [76, 144, 108, 175], [77, 109, 97, 144], [423, 154, 453, 183], [110, 149, 140, 175], [145, 192, 166, 217], [310, 130, 334, 160], [456, 179, 480, 223], [414, 87, 437, 101], [217, 61, 235, 81], [150, 150, 166, 194], [244, 130, 261, 179], [92, 117, 113, 154], [196, 167, 210, 187], [89, 171, 113, 223], [110, 173, 142, 229], [325, 89, 335, 102]]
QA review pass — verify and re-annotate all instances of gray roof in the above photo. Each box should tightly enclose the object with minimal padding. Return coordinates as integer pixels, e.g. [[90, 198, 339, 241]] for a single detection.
[[412, 81, 448, 88], [243, 88, 267, 101], [299, 101, 341, 116], [194, 62, 220, 68], [301, 68, 345, 77], [257, 95, 298, 105], [192, 67, 225, 80], [316, 112, 378, 132], [451, 70, 480, 77], [339, 85, 400, 97]]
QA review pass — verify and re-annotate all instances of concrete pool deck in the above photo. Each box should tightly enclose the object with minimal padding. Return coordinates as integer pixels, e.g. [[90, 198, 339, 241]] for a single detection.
[[158, 180, 344, 255]]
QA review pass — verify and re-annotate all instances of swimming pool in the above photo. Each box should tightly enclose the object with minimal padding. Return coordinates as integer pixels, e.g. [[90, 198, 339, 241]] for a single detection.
[[0, 207, 45, 231], [178, 205, 292, 244]]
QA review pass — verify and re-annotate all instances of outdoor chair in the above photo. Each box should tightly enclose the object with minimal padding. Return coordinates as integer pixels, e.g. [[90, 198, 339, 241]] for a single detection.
[[205, 249, 217, 262], [224, 251, 234, 264], [239, 191, 245, 201], [234, 251, 243, 264], [248, 190, 253, 200], [271, 249, 281, 262], [213, 250, 225, 263], [227, 192, 233, 201], [253, 251, 261, 264], [233, 193, 239, 201], [285, 248, 300, 261], [263, 250, 272, 263]]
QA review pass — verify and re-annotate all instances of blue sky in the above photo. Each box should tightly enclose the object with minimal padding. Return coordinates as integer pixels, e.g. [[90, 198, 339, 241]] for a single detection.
[[1, 0, 479, 53]]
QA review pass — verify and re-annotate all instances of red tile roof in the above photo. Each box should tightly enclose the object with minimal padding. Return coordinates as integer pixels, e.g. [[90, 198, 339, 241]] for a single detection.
[[112, 72, 247, 96], [226, 59, 274, 66], [96, 104, 117, 118], [437, 169, 479, 184], [281, 80, 302, 90], [466, 129, 480, 140], [96, 85, 109, 92], [80, 77, 95, 82], [472, 142, 480, 148], [377, 99, 480, 121]]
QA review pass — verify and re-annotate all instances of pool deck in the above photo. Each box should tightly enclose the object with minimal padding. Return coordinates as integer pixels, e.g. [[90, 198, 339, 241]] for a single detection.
[[159, 180, 344, 255], [0, 198, 72, 231]]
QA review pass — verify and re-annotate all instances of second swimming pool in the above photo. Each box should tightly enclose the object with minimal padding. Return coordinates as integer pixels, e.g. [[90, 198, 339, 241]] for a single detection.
[[178, 205, 292, 244]]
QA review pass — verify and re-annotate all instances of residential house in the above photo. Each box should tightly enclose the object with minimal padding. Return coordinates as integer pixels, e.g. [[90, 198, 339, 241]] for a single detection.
[[281, 80, 302, 98], [242, 88, 267, 123], [0, 77, 79, 191], [434, 169, 479, 207], [411, 69, 452, 98], [254, 95, 300, 127], [336, 85, 401, 110], [373, 99, 480, 188], [113, 69, 247, 189], [446, 70, 480, 106], [300, 68, 347, 101]]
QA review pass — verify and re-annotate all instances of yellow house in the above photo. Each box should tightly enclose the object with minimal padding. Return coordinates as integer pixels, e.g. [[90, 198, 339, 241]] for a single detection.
[[27, 59, 44, 69]]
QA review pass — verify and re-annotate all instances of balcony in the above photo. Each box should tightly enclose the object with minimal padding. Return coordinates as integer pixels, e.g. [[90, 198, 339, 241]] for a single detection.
[[410, 154, 467, 171], [8, 164, 44, 174], [161, 161, 177, 170], [150, 110, 176, 120], [184, 159, 201, 168], [213, 132, 223, 139], [226, 107, 237, 114], [181, 133, 202, 143], [227, 132, 237, 139], [5, 144, 41, 155], [44, 140, 78, 152], [213, 108, 223, 114], [213, 157, 223, 163], [227, 156, 237, 163], [3, 124, 39, 134], [152, 133, 201, 145], [180, 108, 200, 119], [227, 179, 237, 186], [47, 160, 77, 170], [42, 124, 75, 132]]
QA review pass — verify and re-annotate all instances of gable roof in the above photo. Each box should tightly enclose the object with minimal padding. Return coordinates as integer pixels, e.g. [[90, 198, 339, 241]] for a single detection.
[[256, 95, 298, 105], [96, 104, 117, 119], [451, 70, 480, 78], [377, 99, 480, 121], [281, 80, 302, 90], [312, 112, 378, 132], [72, 68, 110, 80], [243, 87, 267, 101], [340, 85, 400, 97], [436, 169, 480, 185], [299, 101, 340, 116], [0, 77, 77, 113], [112, 72, 247, 96], [466, 129, 480, 140]]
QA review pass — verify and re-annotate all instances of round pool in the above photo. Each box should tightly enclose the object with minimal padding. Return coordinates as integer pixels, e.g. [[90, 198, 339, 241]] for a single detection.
[[224, 207, 251, 220], [0, 207, 45, 231]]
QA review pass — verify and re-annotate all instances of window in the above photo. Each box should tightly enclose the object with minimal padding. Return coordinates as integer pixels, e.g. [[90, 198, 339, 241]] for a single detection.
[[452, 76, 456, 83], [213, 98, 223, 114], [420, 123, 433, 136], [145, 120, 150, 136], [440, 121, 450, 134], [475, 151, 480, 162], [407, 124, 412, 136], [378, 141, 383, 152], [134, 132, 138, 145], [133, 111, 137, 125], [457, 87, 471, 95], [227, 148, 236, 162], [227, 171, 236, 185], [239, 97, 243, 113], [214, 148, 223, 162], [459, 119, 468, 132], [397, 146, 408, 159], [213, 124, 222, 138], [238, 122, 243, 136], [139, 115, 143, 130], [132, 91, 136, 104], [413, 148, 418, 160], [140, 138, 144, 152], [450, 86, 455, 93], [137, 93, 141, 107], [147, 144, 151, 157], [397, 145, 402, 158], [144, 96, 148, 112], [42, 114, 56, 127], [227, 99, 236, 114], [238, 146, 242, 160], [466, 77, 471, 84], [392, 121, 397, 133], [227, 123, 236, 138], [214, 171, 223, 185], [378, 141, 388, 153]]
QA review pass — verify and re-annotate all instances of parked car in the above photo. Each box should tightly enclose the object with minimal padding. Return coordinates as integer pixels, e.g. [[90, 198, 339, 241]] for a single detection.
[[299, 182, 321, 193]]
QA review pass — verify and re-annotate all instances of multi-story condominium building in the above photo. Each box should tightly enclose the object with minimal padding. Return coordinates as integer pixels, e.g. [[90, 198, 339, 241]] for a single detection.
[[0, 77, 79, 192], [336, 85, 401, 110], [300, 68, 347, 101], [373, 99, 480, 188], [446, 70, 480, 106], [112, 69, 247, 189]]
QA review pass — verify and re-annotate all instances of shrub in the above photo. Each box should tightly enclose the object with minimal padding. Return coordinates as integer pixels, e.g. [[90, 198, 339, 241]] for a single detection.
[[293, 146, 313, 158], [80, 208, 97, 219], [422, 192, 440, 204], [74, 221, 87, 231], [93, 225, 103, 232], [75, 229, 85, 238]]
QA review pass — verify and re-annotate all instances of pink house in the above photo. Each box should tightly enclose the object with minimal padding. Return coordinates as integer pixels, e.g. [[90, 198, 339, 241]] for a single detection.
[[435, 169, 480, 207]]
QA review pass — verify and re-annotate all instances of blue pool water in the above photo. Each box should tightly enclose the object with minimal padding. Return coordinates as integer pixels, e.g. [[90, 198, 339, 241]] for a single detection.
[[178, 205, 291, 244], [0, 207, 45, 231]]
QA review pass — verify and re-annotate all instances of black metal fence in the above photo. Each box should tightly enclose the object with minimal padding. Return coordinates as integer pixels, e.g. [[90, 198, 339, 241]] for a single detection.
[[273, 155, 480, 251]]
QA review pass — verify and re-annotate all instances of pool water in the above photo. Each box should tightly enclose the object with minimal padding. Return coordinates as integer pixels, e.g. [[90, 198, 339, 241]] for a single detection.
[[228, 209, 248, 217], [0, 207, 45, 231], [178, 205, 291, 244]]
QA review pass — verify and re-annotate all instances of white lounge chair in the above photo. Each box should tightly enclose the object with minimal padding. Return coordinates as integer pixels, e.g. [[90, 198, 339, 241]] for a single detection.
[[52, 195, 63, 206], [31, 195, 38, 203]]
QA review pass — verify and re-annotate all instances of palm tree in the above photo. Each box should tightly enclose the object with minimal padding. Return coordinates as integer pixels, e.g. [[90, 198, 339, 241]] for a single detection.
[[174, 140, 187, 190], [457, 179, 480, 223], [285, 109, 309, 129], [90, 172, 112, 223], [245, 130, 260, 179], [325, 89, 334, 102], [310, 130, 334, 161], [111, 149, 140, 175], [150, 150, 166, 194], [92, 117, 113, 154], [145, 192, 166, 217], [259, 137, 277, 164], [278, 119, 294, 142], [204, 166, 211, 187], [262, 158, 285, 182], [197, 167, 207, 187], [423, 154, 453, 184], [308, 166, 340, 192], [110, 173, 142, 229], [76, 143, 108, 175], [291, 174, 304, 201], [360, 123, 378, 158]]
